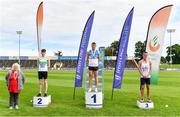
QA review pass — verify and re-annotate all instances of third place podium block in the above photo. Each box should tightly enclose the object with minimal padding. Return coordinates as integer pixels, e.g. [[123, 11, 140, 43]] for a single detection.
[[33, 95, 51, 107], [85, 92, 103, 109], [137, 100, 154, 109]]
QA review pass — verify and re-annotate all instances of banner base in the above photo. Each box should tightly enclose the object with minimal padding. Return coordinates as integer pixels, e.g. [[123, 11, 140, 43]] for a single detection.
[[137, 100, 154, 109]]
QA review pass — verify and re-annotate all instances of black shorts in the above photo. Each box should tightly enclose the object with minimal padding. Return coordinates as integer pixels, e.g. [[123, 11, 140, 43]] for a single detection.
[[88, 67, 98, 71], [38, 71, 48, 79], [140, 78, 150, 85]]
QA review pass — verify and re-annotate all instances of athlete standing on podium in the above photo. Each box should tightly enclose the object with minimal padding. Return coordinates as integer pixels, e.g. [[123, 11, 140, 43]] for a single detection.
[[138, 51, 152, 103], [37, 49, 49, 97], [87, 42, 100, 92]]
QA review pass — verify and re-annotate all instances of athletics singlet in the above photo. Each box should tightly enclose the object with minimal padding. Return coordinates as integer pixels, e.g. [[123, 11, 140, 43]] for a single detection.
[[38, 56, 48, 71], [140, 60, 151, 78], [88, 49, 99, 67]]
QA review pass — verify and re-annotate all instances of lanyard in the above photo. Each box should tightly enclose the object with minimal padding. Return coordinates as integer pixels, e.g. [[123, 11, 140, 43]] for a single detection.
[[92, 50, 96, 58]]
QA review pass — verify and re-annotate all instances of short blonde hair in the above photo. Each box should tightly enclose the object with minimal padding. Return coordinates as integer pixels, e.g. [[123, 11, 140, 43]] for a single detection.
[[12, 63, 20, 71]]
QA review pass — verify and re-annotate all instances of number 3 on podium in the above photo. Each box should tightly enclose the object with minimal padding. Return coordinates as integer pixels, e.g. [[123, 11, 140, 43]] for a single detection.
[[91, 94, 96, 103]]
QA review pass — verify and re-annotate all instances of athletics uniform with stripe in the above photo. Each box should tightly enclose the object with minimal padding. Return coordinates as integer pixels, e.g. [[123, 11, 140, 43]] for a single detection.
[[38, 56, 48, 79], [140, 60, 151, 85], [88, 49, 99, 71]]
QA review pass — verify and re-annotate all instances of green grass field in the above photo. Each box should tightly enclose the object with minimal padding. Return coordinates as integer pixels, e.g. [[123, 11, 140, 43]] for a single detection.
[[160, 64, 180, 68], [0, 70, 180, 116]]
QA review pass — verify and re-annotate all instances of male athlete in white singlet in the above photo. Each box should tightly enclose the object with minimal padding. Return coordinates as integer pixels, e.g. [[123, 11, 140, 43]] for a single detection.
[[37, 49, 49, 97], [138, 51, 152, 102], [87, 42, 100, 92]]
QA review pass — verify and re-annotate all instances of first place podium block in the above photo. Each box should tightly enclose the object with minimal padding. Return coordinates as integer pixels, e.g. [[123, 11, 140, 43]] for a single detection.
[[85, 92, 103, 109], [137, 100, 154, 109], [33, 95, 51, 107]]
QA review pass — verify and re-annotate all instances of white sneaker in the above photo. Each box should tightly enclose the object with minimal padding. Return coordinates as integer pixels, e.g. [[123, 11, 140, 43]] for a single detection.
[[139, 99, 144, 103], [95, 88, 98, 92], [15, 105, 19, 110], [9, 106, 13, 110], [88, 88, 92, 92], [147, 99, 152, 103]]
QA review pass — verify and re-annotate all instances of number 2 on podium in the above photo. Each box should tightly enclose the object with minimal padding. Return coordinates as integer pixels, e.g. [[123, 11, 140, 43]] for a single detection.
[[37, 98, 42, 104], [91, 94, 96, 103]]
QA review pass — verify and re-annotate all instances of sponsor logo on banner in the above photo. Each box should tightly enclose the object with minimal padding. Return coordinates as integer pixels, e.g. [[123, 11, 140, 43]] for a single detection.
[[148, 35, 160, 52]]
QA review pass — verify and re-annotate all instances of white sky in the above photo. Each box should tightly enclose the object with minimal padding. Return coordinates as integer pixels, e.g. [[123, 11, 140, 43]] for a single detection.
[[0, 0, 180, 57]]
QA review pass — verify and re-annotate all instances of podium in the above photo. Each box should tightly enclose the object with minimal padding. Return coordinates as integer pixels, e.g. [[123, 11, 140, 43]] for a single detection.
[[84, 47, 105, 109], [33, 95, 51, 107], [85, 92, 103, 108], [137, 100, 154, 109]]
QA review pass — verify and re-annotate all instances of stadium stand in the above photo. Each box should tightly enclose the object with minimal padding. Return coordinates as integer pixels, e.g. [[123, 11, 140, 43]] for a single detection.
[[0, 56, 136, 70]]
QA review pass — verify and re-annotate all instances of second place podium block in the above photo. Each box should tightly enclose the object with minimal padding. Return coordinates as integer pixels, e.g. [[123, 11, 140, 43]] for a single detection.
[[33, 95, 51, 107]]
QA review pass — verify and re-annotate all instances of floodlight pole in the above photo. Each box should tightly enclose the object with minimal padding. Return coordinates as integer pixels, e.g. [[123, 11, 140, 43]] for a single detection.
[[167, 29, 175, 66], [16, 31, 22, 66]]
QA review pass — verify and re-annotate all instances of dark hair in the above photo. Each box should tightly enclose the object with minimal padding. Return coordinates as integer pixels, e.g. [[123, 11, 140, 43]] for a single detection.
[[92, 42, 96, 45], [41, 49, 46, 52], [143, 51, 148, 54]]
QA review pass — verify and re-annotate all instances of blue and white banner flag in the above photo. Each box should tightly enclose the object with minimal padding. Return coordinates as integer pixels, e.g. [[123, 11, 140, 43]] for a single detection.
[[74, 11, 95, 87], [113, 8, 134, 89]]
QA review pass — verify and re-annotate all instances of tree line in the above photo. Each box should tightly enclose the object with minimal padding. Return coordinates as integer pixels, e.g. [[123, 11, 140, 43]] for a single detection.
[[104, 40, 180, 64]]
